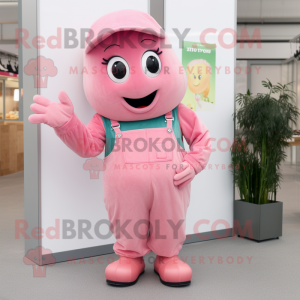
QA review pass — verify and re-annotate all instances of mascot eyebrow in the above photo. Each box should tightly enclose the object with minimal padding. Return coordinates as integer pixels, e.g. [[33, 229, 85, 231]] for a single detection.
[[102, 47, 163, 64], [141, 39, 157, 43], [104, 44, 121, 52]]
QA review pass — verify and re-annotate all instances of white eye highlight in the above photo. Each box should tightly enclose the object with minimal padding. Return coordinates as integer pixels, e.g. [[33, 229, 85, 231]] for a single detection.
[[107, 56, 130, 84], [141, 51, 161, 78]]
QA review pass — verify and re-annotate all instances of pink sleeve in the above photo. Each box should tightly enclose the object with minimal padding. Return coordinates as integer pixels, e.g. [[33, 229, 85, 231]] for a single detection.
[[54, 113, 106, 158], [178, 103, 211, 174]]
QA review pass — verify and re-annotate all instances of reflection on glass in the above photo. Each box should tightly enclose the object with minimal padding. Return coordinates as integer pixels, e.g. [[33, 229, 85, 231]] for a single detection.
[[5, 79, 19, 120], [0, 81, 3, 119]]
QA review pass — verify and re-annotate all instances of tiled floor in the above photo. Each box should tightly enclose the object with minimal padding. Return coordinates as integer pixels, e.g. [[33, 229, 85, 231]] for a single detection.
[[0, 165, 300, 300]]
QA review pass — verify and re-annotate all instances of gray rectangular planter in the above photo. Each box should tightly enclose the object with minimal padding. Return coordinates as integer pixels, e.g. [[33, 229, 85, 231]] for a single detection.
[[234, 200, 283, 242]]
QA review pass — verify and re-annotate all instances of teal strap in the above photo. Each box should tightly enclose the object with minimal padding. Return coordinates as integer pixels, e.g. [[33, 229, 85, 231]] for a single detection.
[[172, 106, 185, 149], [101, 106, 184, 157]]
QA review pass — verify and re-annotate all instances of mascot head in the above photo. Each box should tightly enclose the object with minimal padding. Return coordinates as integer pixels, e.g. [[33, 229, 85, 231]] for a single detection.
[[83, 9, 187, 121]]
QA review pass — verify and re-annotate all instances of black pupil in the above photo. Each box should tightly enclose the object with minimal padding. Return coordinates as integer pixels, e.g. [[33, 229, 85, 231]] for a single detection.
[[146, 56, 159, 73], [112, 61, 126, 79]]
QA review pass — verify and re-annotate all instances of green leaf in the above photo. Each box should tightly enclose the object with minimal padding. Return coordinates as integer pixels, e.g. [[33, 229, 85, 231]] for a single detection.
[[232, 79, 299, 204]]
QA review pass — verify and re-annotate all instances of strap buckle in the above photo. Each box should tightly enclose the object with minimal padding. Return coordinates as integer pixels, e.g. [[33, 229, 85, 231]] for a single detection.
[[165, 117, 174, 122], [111, 125, 120, 130]]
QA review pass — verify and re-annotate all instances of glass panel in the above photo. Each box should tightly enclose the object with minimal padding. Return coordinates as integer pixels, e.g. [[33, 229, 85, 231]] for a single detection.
[[282, 62, 294, 164], [296, 146, 300, 183], [0, 80, 3, 119], [235, 60, 248, 96], [235, 60, 248, 130], [5, 79, 19, 120]]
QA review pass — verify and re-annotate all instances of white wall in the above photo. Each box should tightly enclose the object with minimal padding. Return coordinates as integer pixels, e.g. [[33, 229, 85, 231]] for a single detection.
[[38, 0, 149, 254], [165, 0, 235, 236]]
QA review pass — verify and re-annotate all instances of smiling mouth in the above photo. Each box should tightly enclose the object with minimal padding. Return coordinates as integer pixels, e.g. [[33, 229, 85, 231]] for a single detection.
[[123, 90, 157, 109]]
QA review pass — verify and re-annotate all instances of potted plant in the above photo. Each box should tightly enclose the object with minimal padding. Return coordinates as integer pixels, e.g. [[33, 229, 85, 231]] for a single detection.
[[232, 80, 299, 242]]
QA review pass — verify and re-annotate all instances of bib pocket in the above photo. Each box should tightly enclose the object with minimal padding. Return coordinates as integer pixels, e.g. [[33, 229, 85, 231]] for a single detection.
[[150, 139, 173, 163]]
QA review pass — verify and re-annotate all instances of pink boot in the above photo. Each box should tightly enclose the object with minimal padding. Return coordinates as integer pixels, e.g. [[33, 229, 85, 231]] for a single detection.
[[154, 255, 192, 287], [105, 256, 145, 287]]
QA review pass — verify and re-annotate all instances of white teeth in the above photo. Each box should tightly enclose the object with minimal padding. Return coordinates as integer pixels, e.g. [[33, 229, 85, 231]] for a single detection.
[[90, 170, 100, 176], [36, 74, 47, 82], [36, 74, 47, 83]]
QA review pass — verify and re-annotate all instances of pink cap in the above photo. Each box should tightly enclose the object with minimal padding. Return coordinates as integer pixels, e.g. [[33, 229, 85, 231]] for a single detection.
[[85, 9, 165, 54]]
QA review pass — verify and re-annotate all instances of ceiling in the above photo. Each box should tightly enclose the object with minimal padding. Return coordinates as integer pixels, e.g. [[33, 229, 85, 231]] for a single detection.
[[1, 0, 300, 25]]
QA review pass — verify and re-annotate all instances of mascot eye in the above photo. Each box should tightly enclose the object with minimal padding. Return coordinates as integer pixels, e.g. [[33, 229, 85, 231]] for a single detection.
[[198, 75, 201, 80], [141, 51, 161, 78], [106, 57, 130, 84]]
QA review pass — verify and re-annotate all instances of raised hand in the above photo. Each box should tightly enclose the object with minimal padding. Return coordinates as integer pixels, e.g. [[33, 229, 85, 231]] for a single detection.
[[28, 91, 74, 128], [174, 161, 196, 189]]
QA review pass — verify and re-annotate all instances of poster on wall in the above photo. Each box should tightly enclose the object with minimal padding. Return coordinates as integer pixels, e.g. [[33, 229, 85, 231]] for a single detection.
[[181, 41, 216, 112]]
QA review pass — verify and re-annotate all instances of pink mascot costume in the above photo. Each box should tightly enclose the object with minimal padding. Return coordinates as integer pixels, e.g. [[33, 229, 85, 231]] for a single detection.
[[29, 10, 211, 287]]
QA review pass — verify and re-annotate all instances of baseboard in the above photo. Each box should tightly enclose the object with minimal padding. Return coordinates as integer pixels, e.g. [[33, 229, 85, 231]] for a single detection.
[[33, 228, 232, 265], [184, 228, 233, 244]]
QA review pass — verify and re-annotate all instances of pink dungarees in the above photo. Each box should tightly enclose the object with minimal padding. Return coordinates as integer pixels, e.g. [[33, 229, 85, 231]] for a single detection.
[[103, 112, 190, 258]]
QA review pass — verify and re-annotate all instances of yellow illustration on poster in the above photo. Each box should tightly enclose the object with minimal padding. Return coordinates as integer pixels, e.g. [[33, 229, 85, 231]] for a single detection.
[[181, 41, 216, 112]]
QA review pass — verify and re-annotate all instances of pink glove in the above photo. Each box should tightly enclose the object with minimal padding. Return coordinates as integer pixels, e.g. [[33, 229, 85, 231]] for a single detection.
[[28, 91, 74, 128], [174, 161, 196, 189]]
